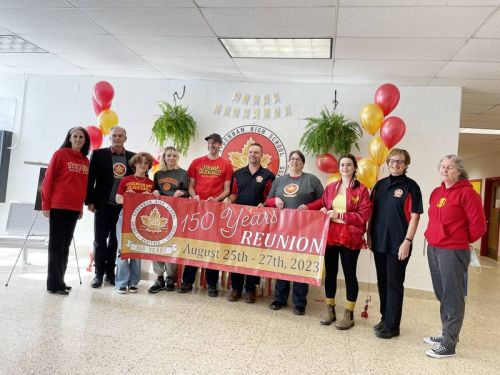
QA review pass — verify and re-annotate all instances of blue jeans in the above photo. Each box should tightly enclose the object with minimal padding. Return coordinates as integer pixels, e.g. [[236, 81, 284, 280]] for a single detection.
[[115, 211, 141, 289]]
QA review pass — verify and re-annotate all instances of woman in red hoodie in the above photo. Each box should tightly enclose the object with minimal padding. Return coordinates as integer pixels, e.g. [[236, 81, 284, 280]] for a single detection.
[[423, 155, 486, 359], [42, 127, 90, 295], [319, 154, 371, 329]]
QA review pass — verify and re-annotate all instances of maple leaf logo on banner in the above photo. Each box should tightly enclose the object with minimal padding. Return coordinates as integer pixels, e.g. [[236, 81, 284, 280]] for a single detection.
[[228, 137, 272, 170], [140, 207, 168, 233]]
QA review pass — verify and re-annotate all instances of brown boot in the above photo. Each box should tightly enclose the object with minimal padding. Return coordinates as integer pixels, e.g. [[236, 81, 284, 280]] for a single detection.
[[320, 304, 336, 325], [335, 308, 354, 330], [227, 289, 241, 302]]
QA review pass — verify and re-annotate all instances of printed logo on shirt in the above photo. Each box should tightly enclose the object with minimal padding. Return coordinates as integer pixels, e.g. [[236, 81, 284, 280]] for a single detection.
[[125, 181, 152, 193], [113, 163, 127, 178], [283, 183, 299, 197], [131, 199, 178, 246], [256, 175, 264, 183], [393, 188, 403, 198], [437, 197, 447, 208], [220, 125, 287, 177], [198, 165, 222, 177], [67, 162, 89, 174], [158, 177, 179, 192]]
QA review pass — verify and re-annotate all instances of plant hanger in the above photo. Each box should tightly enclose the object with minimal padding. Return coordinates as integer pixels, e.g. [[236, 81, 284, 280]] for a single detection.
[[332, 89, 338, 112], [173, 85, 186, 106]]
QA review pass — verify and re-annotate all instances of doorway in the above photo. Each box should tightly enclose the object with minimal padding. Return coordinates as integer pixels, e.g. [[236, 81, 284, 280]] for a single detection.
[[481, 177, 500, 260]]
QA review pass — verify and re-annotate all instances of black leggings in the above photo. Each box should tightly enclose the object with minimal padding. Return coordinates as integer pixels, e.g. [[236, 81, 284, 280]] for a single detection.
[[47, 209, 79, 291], [324, 245, 360, 302]]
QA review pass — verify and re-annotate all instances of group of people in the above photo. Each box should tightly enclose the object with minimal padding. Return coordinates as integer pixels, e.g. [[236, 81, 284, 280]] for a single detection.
[[41, 125, 486, 359]]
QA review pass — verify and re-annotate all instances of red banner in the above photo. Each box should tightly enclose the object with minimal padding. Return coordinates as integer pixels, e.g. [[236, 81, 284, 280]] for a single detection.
[[121, 194, 329, 285]]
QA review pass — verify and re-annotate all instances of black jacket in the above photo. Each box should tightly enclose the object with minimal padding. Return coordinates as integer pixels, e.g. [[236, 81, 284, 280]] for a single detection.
[[85, 147, 135, 210]]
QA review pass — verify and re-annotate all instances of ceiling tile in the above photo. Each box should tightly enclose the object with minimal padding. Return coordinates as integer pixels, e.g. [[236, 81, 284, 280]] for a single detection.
[[58, 53, 154, 70], [145, 56, 240, 75], [484, 105, 500, 114], [13, 66, 89, 75], [242, 73, 333, 83], [334, 60, 445, 77], [340, 0, 499, 5], [338, 6, 494, 38], [462, 91, 500, 105], [332, 76, 430, 85], [454, 38, 500, 62], [80, 8, 213, 36], [68, 0, 195, 7], [197, 0, 336, 7], [235, 58, 333, 76], [436, 61, 500, 79], [202, 7, 336, 38], [115, 36, 228, 58], [0, 0, 70, 7], [84, 68, 165, 79], [0, 8, 104, 34], [19, 34, 131, 54], [475, 8, 500, 38], [335, 37, 464, 60], [0, 64, 20, 73], [0, 53, 78, 68]]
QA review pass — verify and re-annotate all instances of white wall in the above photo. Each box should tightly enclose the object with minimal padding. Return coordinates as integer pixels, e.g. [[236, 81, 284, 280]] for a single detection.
[[0, 73, 462, 291]]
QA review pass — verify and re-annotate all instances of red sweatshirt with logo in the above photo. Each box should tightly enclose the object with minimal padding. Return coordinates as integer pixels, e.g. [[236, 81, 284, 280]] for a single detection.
[[424, 179, 486, 250], [42, 148, 89, 212]]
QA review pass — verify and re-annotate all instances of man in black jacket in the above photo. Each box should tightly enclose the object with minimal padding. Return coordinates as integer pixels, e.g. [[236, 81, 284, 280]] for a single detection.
[[86, 126, 135, 288]]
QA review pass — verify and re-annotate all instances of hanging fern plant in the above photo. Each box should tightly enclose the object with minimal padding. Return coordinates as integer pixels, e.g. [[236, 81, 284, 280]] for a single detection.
[[300, 106, 362, 156], [151, 101, 198, 156]]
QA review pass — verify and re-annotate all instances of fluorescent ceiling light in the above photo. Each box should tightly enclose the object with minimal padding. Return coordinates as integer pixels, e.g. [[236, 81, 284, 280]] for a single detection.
[[0, 35, 47, 53], [219, 38, 332, 59], [460, 128, 500, 135]]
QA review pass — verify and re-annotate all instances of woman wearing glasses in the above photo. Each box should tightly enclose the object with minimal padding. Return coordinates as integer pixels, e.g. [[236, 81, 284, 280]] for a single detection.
[[423, 155, 485, 358], [368, 148, 423, 339], [265, 150, 324, 316]]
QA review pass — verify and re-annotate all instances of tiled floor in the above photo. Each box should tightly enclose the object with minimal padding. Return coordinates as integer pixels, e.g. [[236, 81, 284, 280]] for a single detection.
[[1, 247, 499, 375]]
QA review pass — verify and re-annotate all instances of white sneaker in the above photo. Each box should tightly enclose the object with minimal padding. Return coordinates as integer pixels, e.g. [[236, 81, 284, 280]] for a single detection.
[[116, 287, 127, 294], [423, 334, 444, 345], [425, 345, 456, 358], [129, 286, 138, 293]]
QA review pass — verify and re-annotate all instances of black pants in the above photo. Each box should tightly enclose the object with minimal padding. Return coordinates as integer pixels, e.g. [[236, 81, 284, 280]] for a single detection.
[[47, 209, 79, 291], [93, 203, 121, 278], [230, 272, 259, 293], [274, 280, 309, 308], [373, 251, 410, 330], [182, 265, 219, 287], [324, 245, 360, 302]]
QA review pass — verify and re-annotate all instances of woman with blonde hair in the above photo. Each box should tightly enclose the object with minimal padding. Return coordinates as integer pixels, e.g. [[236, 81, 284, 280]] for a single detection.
[[148, 146, 189, 293]]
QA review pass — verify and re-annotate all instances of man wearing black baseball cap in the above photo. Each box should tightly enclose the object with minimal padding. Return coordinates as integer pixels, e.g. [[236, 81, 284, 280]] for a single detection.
[[177, 133, 233, 297]]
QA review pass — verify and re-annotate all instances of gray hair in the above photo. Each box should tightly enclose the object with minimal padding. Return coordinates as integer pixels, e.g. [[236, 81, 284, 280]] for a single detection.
[[439, 154, 469, 180], [110, 126, 126, 136]]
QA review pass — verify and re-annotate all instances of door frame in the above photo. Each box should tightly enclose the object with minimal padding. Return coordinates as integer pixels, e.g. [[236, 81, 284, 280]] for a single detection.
[[480, 176, 500, 256]]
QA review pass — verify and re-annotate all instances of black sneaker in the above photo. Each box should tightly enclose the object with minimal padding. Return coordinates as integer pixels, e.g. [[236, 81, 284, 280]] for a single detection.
[[177, 283, 193, 293], [116, 287, 127, 294], [375, 326, 400, 339], [425, 345, 456, 358], [373, 320, 385, 332], [129, 286, 138, 293], [293, 306, 306, 315], [423, 334, 444, 345], [165, 277, 175, 292], [90, 276, 103, 288], [207, 284, 218, 297], [269, 301, 286, 310], [148, 278, 165, 294]]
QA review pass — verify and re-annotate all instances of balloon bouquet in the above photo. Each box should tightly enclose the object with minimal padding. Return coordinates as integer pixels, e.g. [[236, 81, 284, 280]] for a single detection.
[[358, 83, 406, 319], [86, 81, 117, 151]]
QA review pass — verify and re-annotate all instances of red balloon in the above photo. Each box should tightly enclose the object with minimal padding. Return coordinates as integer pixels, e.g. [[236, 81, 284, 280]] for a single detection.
[[316, 153, 338, 173], [86, 125, 103, 151], [374, 83, 400, 116], [94, 81, 114, 107], [92, 96, 111, 116], [380, 117, 406, 149]]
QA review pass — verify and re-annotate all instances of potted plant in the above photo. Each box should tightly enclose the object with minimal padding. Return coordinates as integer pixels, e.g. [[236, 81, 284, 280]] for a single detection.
[[300, 106, 362, 156], [151, 101, 198, 156]]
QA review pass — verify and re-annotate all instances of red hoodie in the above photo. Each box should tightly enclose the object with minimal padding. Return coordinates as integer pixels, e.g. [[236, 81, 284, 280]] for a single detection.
[[42, 148, 89, 212], [424, 179, 486, 250]]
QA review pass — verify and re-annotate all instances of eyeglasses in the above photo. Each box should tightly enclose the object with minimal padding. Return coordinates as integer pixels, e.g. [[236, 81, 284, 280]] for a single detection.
[[389, 159, 406, 165]]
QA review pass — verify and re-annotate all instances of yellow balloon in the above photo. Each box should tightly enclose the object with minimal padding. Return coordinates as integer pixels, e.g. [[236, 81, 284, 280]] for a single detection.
[[359, 104, 384, 135], [369, 136, 389, 166], [326, 171, 341, 185], [357, 157, 379, 189], [98, 109, 118, 135]]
